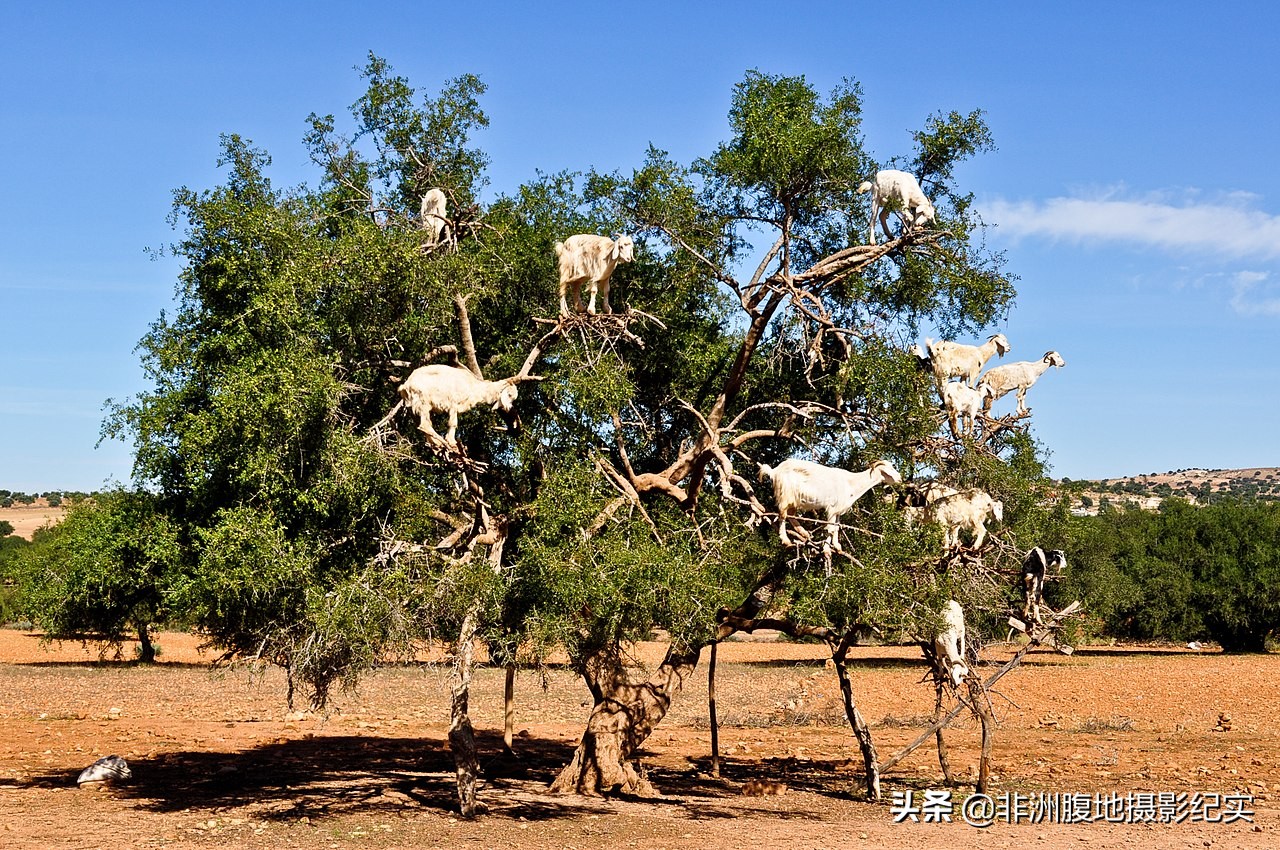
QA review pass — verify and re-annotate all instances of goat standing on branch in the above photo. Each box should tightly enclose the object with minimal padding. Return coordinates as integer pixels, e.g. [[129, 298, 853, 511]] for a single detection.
[[942, 381, 995, 438], [927, 487, 1003, 551], [1020, 547, 1065, 625], [758, 458, 901, 549], [926, 333, 1011, 391], [398, 364, 523, 449], [979, 350, 1065, 415], [420, 188, 451, 249], [858, 169, 937, 244], [555, 234, 635, 315]]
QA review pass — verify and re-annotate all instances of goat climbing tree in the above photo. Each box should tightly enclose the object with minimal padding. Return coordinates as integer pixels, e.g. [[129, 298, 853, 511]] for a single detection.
[[108, 56, 1055, 811]]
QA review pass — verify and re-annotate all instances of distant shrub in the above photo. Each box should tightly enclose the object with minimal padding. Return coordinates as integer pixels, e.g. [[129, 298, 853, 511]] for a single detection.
[[1063, 498, 1280, 652]]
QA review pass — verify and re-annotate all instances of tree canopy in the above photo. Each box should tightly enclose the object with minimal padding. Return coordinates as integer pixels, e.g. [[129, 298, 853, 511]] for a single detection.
[[104, 57, 1052, 809]]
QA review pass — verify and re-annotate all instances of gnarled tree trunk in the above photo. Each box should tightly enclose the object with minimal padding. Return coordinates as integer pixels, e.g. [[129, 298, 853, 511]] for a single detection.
[[549, 643, 700, 796], [136, 621, 156, 664], [551, 558, 790, 796]]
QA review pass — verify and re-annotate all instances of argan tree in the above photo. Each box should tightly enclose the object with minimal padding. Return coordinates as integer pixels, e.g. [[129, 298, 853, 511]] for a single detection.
[[108, 57, 1044, 812]]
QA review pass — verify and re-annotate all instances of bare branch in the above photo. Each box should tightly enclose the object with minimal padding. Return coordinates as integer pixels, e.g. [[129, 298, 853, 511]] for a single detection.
[[583, 495, 631, 540], [741, 234, 786, 310], [610, 411, 638, 482], [724, 401, 819, 432], [454, 294, 484, 378], [594, 455, 664, 544], [650, 222, 742, 294]]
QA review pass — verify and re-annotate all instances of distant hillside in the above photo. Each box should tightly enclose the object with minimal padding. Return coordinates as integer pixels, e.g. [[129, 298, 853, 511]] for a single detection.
[[0, 498, 68, 540], [1059, 467, 1280, 515]]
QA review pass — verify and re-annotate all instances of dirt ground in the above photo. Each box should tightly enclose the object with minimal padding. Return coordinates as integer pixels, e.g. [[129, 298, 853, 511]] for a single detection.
[[0, 502, 65, 540], [0, 630, 1275, 850]]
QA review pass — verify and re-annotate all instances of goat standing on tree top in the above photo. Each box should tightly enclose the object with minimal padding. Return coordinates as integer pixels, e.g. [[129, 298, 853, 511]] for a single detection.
[[979, 350, 1065, 415], [858, 169, 936, 244], [926, 333, 1011, 392], [555, 233, 635, 315], [420, 188, 451, 249]]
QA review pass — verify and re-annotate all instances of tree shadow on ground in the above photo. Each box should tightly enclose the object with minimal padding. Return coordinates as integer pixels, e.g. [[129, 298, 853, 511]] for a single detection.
[[20, 660, 211, 670], [27, 730, 600, 820], [26, 729, 885, 822]]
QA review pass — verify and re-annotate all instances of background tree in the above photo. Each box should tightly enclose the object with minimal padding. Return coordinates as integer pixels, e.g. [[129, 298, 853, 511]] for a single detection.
[[15, 490, 179, 661], [0, 525, 28, 626], [1062, 498, 1280, 651]]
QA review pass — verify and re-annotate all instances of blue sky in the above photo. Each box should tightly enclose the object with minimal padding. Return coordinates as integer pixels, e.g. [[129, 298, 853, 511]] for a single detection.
[[2, 2, 1277, 491]]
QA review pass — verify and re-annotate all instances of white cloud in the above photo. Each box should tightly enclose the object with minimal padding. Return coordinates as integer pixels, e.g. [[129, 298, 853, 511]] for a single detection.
[[1228, 270, 1280, 317], [981, 191, 1280, 261]]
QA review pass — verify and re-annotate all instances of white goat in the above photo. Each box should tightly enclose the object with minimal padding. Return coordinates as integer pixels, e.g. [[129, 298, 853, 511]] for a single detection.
[[555, 234, 635, 315], [397, 364, 519, 448], [420, 188, 451, 248], [857, 169, 937, 244], [926, 333, 1010, 390], [927, 488, 1003, 550], [934, 600, 969, 687], [941, 381, 995, 437], [759, 458, 902, 548], [978, 350, 1065, 415]]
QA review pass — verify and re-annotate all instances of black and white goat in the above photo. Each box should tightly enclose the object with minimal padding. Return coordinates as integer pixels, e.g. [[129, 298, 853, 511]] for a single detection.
[[1020, 546, 1066, 625]]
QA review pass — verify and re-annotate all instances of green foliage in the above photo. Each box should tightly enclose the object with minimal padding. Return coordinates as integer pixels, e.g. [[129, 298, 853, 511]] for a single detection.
[[706, 71, 867, 222], [0, 535, 31, 625], [102, 58, 1044, 708], [1062, 498, 1280, 651], [13, 491, 178, 658], [0, 520, 12, 537]]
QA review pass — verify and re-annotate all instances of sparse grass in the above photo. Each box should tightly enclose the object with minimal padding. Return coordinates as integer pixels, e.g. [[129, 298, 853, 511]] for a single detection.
[[694, 705, 847, 729]]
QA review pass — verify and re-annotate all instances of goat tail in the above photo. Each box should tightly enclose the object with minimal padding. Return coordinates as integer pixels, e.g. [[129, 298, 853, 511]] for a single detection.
[[856, 180, 872, 194], [553, 240, 565, 257], [758, 462, 774, 483]]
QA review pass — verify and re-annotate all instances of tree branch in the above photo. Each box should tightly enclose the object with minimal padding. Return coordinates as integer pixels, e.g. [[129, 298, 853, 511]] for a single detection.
[[454, 294, 484, 378]]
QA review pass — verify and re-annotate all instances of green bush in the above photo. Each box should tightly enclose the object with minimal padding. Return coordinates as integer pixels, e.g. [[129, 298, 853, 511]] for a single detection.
[[1063, 498, 1280, 651]]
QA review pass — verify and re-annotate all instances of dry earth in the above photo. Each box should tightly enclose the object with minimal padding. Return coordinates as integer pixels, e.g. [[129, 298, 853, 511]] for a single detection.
[[0, 502, 66, 540], [0, 630, 1275, 850]]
